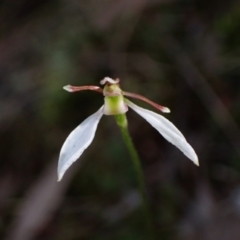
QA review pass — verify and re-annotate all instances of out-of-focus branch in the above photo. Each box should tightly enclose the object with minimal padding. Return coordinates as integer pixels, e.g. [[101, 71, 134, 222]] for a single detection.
[[5, 160, 77, 240], [161, 36, 240, 157]]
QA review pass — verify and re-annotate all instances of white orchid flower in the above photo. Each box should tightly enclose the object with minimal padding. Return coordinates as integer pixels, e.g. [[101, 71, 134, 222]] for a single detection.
[[58, 77, 198, 181]]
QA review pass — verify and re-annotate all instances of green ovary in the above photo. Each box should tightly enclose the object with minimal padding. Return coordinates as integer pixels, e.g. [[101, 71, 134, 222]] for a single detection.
[[103, 95, 128, 115]]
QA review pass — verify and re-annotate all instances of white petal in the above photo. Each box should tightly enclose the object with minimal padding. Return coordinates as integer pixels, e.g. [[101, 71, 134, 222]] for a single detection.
[[58, 106, 104, 181], [126, 100, 199, 166]]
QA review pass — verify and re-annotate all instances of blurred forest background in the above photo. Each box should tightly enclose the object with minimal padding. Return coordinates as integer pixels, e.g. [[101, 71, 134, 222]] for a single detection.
[[1, 0, 240, 239]]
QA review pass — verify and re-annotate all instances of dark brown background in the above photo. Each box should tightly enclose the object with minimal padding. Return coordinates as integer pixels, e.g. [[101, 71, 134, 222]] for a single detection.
[[1, 0, 240, 239]]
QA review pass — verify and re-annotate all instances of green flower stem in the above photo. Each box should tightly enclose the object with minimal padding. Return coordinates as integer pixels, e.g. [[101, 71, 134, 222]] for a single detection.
[[115, 114, 155, 239]]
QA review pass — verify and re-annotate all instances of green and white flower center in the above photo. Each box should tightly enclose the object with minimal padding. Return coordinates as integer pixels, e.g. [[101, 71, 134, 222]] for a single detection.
[[101, 79, 128, 115]]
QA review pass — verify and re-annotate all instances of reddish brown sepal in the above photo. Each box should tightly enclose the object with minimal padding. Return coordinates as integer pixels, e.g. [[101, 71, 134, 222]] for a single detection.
[[123, 91, 170, 113], [63, 85, 103, 94]]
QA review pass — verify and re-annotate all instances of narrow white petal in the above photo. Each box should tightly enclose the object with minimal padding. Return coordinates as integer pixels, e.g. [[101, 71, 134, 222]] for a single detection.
[[58, 106, 104, 181], [126, 100, 199, 166]]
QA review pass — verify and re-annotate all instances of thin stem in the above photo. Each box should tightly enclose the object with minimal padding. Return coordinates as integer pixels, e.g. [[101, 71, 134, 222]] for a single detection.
[[115, 114, 155, 239]]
